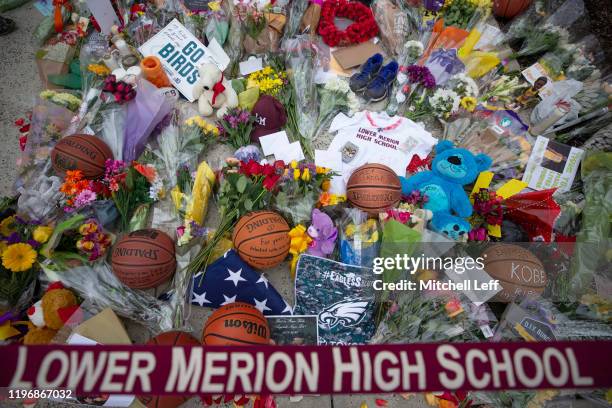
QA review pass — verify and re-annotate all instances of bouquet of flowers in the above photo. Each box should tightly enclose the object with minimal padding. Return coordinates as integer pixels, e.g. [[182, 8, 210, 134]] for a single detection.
[[315, 78, 360, 136], [479, 75, 527, 105], [468, 188, 503, 241], [103, 160, 163, 231], [187, 159, 283, 274], [59, 170, 111, 213], [218, 108, 255, 149], [247, 66, 287, 97], [274, 161, 335, 224], [0, 214, 53, 308]]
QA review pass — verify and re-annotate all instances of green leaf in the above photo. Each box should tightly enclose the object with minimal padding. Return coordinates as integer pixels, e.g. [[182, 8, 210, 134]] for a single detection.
[[236, 176, 248, 193], [244, 199, 253, 211]]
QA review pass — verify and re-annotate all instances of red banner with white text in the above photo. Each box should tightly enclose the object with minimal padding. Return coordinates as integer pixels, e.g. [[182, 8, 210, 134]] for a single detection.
[[1, 341, 611, 395]]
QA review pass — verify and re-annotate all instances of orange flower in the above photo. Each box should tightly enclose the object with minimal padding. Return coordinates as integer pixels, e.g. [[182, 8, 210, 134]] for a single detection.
[[319, 192, 332, 206], [133, 162, 157, 183], [65, 170, 84, 183], [321, 179, 331, 192]]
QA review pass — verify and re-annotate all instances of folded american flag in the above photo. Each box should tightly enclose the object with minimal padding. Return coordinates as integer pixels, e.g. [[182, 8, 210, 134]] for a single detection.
[[191, 249, 292, 315]]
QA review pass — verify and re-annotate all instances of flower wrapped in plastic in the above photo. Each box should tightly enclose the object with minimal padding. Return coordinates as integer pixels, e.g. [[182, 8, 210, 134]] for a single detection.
[[339, 208, 380, 268], [41, 261, 173, 333], [16, 92, 77, 190]]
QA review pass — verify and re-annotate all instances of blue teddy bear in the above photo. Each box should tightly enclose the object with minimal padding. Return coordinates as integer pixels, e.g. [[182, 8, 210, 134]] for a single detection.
[[400, 140, 492, 240]]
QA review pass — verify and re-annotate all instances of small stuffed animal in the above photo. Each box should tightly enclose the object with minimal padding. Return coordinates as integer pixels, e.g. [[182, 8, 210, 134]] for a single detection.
[[307, 209, 338, 258], [193, 63, 238, 119], [400, 141, 492, 240], [24, 282, 79, 345]]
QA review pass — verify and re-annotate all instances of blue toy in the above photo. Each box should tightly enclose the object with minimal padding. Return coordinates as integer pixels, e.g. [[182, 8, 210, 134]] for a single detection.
[[400, 140, 492, 240]]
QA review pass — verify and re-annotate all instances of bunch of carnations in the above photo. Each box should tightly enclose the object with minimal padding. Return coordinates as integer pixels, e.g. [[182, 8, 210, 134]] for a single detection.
[[102, 75, 137, 104], [468, 188, 503, 241], [0, 215, 52, 306], [59, 170, 110, 212], [402, 65, 438, 121], [103, 160, 162, 231], [218, 108, 255, 149], [187, 159, 284, 274]]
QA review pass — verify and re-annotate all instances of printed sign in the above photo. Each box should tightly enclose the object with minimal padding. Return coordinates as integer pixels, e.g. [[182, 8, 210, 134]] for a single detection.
[[3, 342, 610, 395], [522, 136, 584, 193], [268, 315, 319, 345], [138, 19, 230, 102]]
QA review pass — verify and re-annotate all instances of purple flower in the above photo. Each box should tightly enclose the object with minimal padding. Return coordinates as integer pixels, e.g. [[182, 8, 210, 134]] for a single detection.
[[7, 232, 21, 244], [423, 0, 445, 12], [237, 110, 250, 123], [27, 239, 41, 249]]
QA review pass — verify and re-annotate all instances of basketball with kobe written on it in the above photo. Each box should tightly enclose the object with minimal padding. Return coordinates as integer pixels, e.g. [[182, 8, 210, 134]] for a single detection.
[[111, 229, 176, 289], [51, 134, 113, 179], [483, 244, 547, 302], [202, 302, 270, 346], [232, 211, 290, 270], [346, 163, 401, 213], [138, 331, 200, 408]]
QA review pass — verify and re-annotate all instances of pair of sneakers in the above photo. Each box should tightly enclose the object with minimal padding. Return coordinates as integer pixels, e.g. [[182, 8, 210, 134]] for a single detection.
[[349, 53, 399, 102]]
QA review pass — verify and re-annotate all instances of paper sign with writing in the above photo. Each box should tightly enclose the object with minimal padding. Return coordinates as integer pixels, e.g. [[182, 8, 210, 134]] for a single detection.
[[138, 19, 230, 102], [85, 0, 121, 35]]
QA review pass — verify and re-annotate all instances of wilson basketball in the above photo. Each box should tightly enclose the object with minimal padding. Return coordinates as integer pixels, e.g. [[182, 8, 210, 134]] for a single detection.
[[493, 0, 531, 19], [232, 211, 290, 270], [111, 229, 176, 289], [346, 163, 401, 213], [139, 331, 200, 408], [51, 134, 113, 179], [202, 302, 270, 346], [483, 244, 547, 302]]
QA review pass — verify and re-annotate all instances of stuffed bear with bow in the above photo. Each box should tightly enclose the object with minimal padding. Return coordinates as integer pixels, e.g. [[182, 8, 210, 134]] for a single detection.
[[400, 141, 492, 240], [193, 63, 238, 119]]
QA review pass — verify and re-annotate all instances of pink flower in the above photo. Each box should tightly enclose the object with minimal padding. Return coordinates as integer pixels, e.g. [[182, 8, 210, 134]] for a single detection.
[[74, 190, 97, 208]]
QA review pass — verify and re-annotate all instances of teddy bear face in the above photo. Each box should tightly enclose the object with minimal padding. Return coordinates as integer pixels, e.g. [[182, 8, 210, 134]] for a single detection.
[[197, 63, 223, 90], [432, 140, 492, 185]]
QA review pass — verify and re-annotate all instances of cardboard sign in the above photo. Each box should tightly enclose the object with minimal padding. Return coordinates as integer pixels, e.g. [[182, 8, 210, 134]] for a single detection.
[[522, 136, 584, 193], [332, 41, 384, 70], [138, 19, 230, 102]]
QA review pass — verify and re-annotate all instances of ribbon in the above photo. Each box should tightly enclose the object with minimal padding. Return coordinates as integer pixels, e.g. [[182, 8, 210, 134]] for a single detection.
[[211, 74, 226, 106]]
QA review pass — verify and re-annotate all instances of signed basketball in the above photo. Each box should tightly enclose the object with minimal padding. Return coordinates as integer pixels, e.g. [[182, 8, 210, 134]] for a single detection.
[[51, 134, 113, 179], [232, 211, 290, 270], [346, 163, 401, 213]]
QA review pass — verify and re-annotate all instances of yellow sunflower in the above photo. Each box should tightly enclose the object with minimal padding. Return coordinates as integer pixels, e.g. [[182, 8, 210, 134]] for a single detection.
[[0, 216, 16, 236], [2, 243, 37, 272], [460, 96, 477, 112]]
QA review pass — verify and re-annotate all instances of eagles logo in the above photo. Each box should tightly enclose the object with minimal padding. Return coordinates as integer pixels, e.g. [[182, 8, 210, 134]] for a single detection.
[[318, 300, 369, 329]]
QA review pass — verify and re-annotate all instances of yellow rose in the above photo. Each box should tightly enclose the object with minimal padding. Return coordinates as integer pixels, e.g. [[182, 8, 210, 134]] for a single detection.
[[290, 160, 298, 169], [293, 169, 300, 180], [33, 226, 53, 243], [301, 168, 311, 182]]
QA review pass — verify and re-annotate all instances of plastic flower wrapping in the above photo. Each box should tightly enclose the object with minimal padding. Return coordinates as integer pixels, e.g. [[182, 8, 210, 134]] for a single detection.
[[0, 0, 611, 404]]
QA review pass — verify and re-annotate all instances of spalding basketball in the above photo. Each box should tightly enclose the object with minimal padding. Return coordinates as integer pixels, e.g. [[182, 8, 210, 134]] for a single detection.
[[483, 244, 547, 302], [51, 134, 113, 179], [202, 302, 270, 346], [232, 211, 290, 270], [139, 331, 199, 408], [111, 229, 176, 289], [346, 163, 401, 213], [493, 0, 531, 19]]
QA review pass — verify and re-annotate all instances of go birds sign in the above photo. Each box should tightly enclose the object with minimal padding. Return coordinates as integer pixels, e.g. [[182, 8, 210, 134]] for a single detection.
[[138, 19, 229, 102], [3, 341, 611, 395]]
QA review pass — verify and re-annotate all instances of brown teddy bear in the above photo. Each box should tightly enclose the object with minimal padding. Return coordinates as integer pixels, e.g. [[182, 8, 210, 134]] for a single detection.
[[24, 282, 79, 345]]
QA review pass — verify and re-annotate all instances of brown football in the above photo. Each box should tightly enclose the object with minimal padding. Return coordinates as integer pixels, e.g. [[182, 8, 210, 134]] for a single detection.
[[232, 211, 290, 270], [346, 163, 401, 213], [111, 229, 176, 289], [51, 134, 113, 179], [483, 244, 547, 302]]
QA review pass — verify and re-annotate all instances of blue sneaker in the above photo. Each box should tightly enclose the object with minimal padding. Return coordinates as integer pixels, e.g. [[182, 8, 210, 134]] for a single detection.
[[349, 53, 383, 93], [365, 61, 399, 102]]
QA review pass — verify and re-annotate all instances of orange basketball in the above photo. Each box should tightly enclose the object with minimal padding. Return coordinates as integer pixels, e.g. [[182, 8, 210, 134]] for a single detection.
[[493, 0, 531, 19], [51, 134, 113, 179], [202, 302, 270, 346], [346, 163, 401, 213], [232, 211, 290, 270], [483, 244, 547, 302], [111, 229, 176, 289], [139, 331, 200, 408]]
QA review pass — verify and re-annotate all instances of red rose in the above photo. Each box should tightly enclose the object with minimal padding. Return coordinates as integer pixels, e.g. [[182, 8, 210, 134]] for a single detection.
[[262, 174, 280, 191], [240, 159, 263, 177]]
